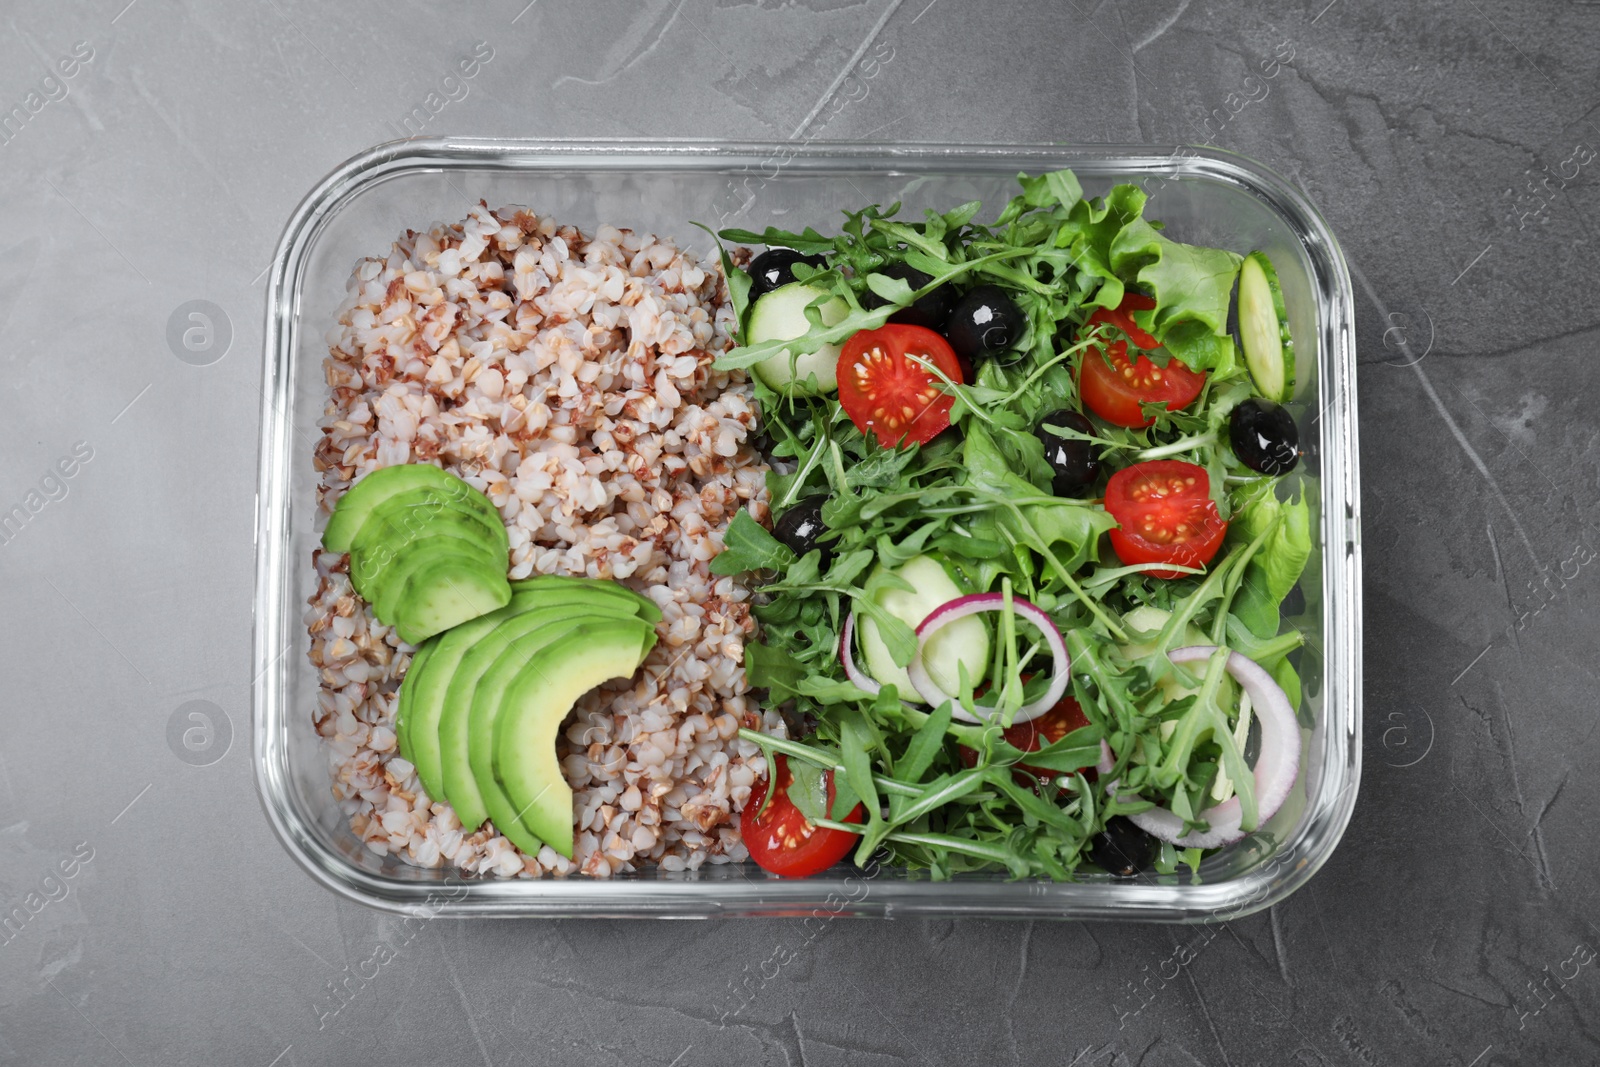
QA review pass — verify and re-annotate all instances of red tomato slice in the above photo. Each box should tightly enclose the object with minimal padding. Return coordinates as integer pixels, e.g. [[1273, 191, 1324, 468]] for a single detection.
[[1078, 294, 1206, 428], [1088, 293, 1162, 350], [1104, 460, 1228, 579], [837, 324, 963, 448], [957, 692, 1096, 786], [741, 755, 864, 878]]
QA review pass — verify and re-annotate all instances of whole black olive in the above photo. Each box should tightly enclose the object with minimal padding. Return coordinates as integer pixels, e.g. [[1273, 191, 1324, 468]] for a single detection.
[[945, 284, 1025, 364], [1229, 398, 1300, 475], [1035, 409, 1101, 497], [1089, 816, 1158, 878], [772, 495, 833, 567], [745, 248, 826, 300], [862, 263, 954, 332]]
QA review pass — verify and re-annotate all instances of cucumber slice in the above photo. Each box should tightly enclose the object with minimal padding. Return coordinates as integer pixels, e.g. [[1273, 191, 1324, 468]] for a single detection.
[[746, 282, 849, 395], [858, 555, 990, 698], [1118, 606, 1235, 713], [1234, 251, 1294, 402]]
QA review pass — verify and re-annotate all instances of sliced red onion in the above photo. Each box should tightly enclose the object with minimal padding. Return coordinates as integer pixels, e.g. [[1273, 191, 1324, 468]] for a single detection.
[[839, 611, 882, 697], [1097, 645, 1300, 848], [905, 593, 1070, 725]]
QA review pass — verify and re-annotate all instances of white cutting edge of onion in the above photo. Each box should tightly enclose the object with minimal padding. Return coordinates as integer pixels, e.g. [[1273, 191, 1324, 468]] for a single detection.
[[840, 592, 1068, 724], [1097, 645, 1300, 849], [839, 610, 885, 698]]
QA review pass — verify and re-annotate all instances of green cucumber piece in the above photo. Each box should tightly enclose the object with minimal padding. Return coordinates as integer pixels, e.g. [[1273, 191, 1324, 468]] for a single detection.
[[1234, 251, 1294, 402], [746, 282, 849, 395], [858, 554, 990, 698]]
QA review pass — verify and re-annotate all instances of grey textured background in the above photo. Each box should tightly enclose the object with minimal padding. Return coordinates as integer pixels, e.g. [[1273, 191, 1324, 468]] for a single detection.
[[1, 0, 1596, 1064]]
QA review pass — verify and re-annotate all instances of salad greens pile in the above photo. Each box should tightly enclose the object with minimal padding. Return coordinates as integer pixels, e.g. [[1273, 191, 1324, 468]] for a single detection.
[[704, 169, 1315, 880]]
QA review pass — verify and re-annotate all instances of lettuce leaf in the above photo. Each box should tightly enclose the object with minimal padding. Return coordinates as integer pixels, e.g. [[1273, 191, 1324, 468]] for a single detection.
[[1052, 183, 1149, 314], [1229, 483, 1313, 639], [1109, 215, 1242, 376]]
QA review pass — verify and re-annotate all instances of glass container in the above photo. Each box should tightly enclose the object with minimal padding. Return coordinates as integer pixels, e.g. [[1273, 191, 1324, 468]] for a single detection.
[[254, 139, 1361, 919]]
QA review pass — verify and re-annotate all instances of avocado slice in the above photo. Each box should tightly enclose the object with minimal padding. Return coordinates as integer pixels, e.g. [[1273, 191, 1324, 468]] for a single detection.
[[465, 614, 652, 853], [323, 464, 495, 552], [494, 620, 657, 858], [393, 637, 435, 769], [357, 539, 504, 628], [509, 575, 663, 624], [351, 522, 505, 611], [391, 557, 513, 645], [357, 486, 507, 559], [430, 590, 653, 832], [402, 584, 652, 807]]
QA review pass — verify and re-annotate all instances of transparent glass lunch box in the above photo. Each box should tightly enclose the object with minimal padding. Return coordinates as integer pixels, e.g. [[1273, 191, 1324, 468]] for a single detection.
[[253, 139, 1361, 919]]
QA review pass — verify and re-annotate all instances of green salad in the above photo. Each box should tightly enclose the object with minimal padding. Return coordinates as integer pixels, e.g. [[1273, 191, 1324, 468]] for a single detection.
[[700, 168, 1315, 881]]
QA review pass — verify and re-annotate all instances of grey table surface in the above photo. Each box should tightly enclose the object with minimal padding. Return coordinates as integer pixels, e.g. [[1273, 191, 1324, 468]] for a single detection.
[[1, 0, 1596, 1063]]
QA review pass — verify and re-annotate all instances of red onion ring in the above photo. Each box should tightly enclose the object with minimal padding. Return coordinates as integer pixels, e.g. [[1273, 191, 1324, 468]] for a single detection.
[[1097, 645, 1300, 848], [839, 611, 882, 697], [905, 593, 1070, 725]]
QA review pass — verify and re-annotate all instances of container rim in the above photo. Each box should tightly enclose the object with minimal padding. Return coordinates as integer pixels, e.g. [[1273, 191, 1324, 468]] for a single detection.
[[253, 137, 1361, 920]]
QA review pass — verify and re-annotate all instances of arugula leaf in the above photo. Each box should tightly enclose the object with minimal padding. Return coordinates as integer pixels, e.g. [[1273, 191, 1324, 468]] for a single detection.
[[896, 699, 953, 785], [691, 222, 752, 337], [795, 675, 877, 704], [825, 547, 875, 589], [787, 757, 863, 824], [710, 509, 794, 575], [994, 723, 1104, 772], [745, 641, 808, 700], [963, 424, 1117, 576], [858, 568, 918, 667], [864, 270, 919, 304], [840, 716, 885, 865], [1017, 168, 1085, 212], [995, 167, 1084, 227], [844, 443, 921, 491], [718, 225, 837, 255]]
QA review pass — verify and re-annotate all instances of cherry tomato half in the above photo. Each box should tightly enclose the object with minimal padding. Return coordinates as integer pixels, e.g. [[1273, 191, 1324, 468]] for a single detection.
[[958, 691, 1095, 787], [837, 324, 964, 448], [741, 755, 864, 878], [1104, 460, 1228, 579], [1077, 294, 1206, 428]]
